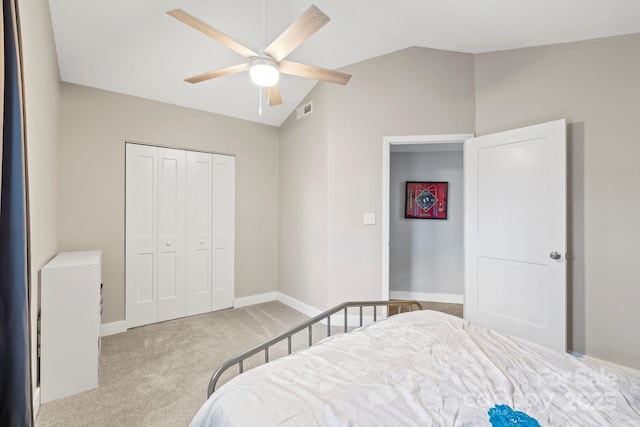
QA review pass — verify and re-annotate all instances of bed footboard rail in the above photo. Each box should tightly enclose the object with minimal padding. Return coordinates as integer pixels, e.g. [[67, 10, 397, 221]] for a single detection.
[[207, 300, 423, 396]]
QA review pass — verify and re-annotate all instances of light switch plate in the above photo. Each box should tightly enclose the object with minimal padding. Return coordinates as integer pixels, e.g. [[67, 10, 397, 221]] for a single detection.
[[363, 212, 376, 225]]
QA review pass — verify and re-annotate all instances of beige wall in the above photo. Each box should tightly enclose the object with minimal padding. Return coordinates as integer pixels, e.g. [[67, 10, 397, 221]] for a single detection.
[[278, 87, 329, 309], [18, 0, 61, 392], [33, 1, 639, 376], [475, 33, 640, 369], [324, 47, 475, 306], [58, 83, 279, 324], [278, 47, 476, 309]]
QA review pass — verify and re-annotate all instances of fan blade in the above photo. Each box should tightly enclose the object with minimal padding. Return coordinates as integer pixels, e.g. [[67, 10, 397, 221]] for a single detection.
[[167, 9, 258, 58], [264, 5, 329, 62], [184, 63, 250, 84], [266, 85, 283, 106], [279, 60, 351, 85]]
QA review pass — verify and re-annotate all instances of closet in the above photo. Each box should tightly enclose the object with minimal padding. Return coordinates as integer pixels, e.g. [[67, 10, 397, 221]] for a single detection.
[[125, 143, 235, 328]]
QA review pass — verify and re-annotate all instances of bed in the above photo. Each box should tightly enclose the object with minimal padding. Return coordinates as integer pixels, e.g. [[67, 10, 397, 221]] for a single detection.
[[191, 301, 640, 426]]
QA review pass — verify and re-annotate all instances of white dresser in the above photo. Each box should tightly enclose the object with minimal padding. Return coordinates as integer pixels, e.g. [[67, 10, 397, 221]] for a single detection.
[[40, 250, 102, 403]]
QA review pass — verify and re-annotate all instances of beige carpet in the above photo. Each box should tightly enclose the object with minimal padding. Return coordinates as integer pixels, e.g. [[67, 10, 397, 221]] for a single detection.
[[35, 301, 326, 427], [36, 300, 463, 427]]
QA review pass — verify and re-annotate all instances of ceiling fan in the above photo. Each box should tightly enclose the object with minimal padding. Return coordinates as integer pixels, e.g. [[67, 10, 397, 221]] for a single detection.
[[167, 4, 352, 107]]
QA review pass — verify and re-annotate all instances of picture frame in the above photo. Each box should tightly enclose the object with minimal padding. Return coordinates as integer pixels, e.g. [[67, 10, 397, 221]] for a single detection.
[[405, 181, 449, 219]]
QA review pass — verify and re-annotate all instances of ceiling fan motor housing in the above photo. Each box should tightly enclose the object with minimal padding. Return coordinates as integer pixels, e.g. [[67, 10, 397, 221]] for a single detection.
[[249, 57, 279, 87]]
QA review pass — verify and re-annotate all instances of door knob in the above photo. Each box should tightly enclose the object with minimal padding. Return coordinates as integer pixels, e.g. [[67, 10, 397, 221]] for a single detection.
[[549, 251, 562, 260], [166, 241, 172, 247]]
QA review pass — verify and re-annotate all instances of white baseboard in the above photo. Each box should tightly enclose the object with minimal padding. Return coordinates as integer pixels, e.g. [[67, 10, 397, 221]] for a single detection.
[[389, 291, 464, 304], [100, 320, 127, 337], [33, 386, 40, 419], [231, 292, 395, 327], [276, 292, 321, 318], [101, 293, 279, 337], [234, 292, 277, 308], [276, 293, 382, 327]]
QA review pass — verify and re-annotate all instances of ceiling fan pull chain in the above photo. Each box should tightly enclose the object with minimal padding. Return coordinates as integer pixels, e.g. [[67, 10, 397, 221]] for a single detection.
[[258, 87, 263, 115]]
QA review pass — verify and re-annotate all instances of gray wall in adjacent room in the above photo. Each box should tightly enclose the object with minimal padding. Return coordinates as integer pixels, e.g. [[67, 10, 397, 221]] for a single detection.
[[390, 151, 464, 296]]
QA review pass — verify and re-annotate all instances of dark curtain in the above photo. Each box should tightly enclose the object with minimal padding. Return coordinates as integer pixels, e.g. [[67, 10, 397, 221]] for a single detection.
[[0, 0, 32, 425]]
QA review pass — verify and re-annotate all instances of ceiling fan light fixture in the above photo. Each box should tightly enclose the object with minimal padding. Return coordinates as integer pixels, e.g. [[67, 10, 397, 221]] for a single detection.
[[249, 57, 279, 87]]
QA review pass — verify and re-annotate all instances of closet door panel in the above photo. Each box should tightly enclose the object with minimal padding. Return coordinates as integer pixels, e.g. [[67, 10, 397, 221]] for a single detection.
[[127, 144, 235, 326], [136, 254, 154, 303], [212, 154, 235, 311], [126, 144, 158, 328], [186, 151, 213, 315], [157, 148, 186, 322]]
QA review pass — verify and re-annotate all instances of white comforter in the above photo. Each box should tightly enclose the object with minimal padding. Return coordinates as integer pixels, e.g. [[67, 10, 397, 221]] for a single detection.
[[191, 310, 640, 426]]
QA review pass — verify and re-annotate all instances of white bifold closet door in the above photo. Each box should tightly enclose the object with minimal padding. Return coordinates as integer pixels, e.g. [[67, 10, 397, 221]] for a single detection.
[[211, 154, 235, 311], [157, 148, 186, 322], [125, 144, 158, 327], [126, 143, 235, 328], [186, 151, 213, 316]]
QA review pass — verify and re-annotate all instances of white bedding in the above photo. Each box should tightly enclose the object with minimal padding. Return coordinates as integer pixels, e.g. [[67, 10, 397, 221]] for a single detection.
[[191, 310, 640, 426]]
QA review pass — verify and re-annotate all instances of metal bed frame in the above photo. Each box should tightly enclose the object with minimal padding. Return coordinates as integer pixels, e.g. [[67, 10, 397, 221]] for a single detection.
[[207, 300, 424, 396]]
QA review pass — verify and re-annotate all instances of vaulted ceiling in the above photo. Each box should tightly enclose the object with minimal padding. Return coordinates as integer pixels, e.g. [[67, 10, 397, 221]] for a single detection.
[[49, 0, 640, 127]]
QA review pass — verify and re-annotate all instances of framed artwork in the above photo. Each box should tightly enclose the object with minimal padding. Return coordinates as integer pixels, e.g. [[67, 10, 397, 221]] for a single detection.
[[405, 181, 448, 219]]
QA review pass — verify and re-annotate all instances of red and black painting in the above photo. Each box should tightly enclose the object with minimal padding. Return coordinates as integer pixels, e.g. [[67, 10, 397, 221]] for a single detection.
[[405, 181, 448, 219]]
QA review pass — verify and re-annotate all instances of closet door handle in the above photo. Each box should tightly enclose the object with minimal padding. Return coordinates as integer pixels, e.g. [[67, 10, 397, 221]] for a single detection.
[[166, 241, 172, 247]]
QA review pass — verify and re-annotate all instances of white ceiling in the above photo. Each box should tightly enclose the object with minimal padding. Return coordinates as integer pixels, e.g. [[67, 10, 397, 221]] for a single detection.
[[49, 0, 640, 127]]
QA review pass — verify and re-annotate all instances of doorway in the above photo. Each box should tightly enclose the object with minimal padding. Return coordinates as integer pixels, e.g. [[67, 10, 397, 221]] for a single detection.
[[382, 120, 568, 352], [382, 134, 472, 315]]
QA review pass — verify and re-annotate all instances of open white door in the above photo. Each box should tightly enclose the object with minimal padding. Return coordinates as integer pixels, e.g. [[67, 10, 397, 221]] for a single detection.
[[464, 119, 567, 351]]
